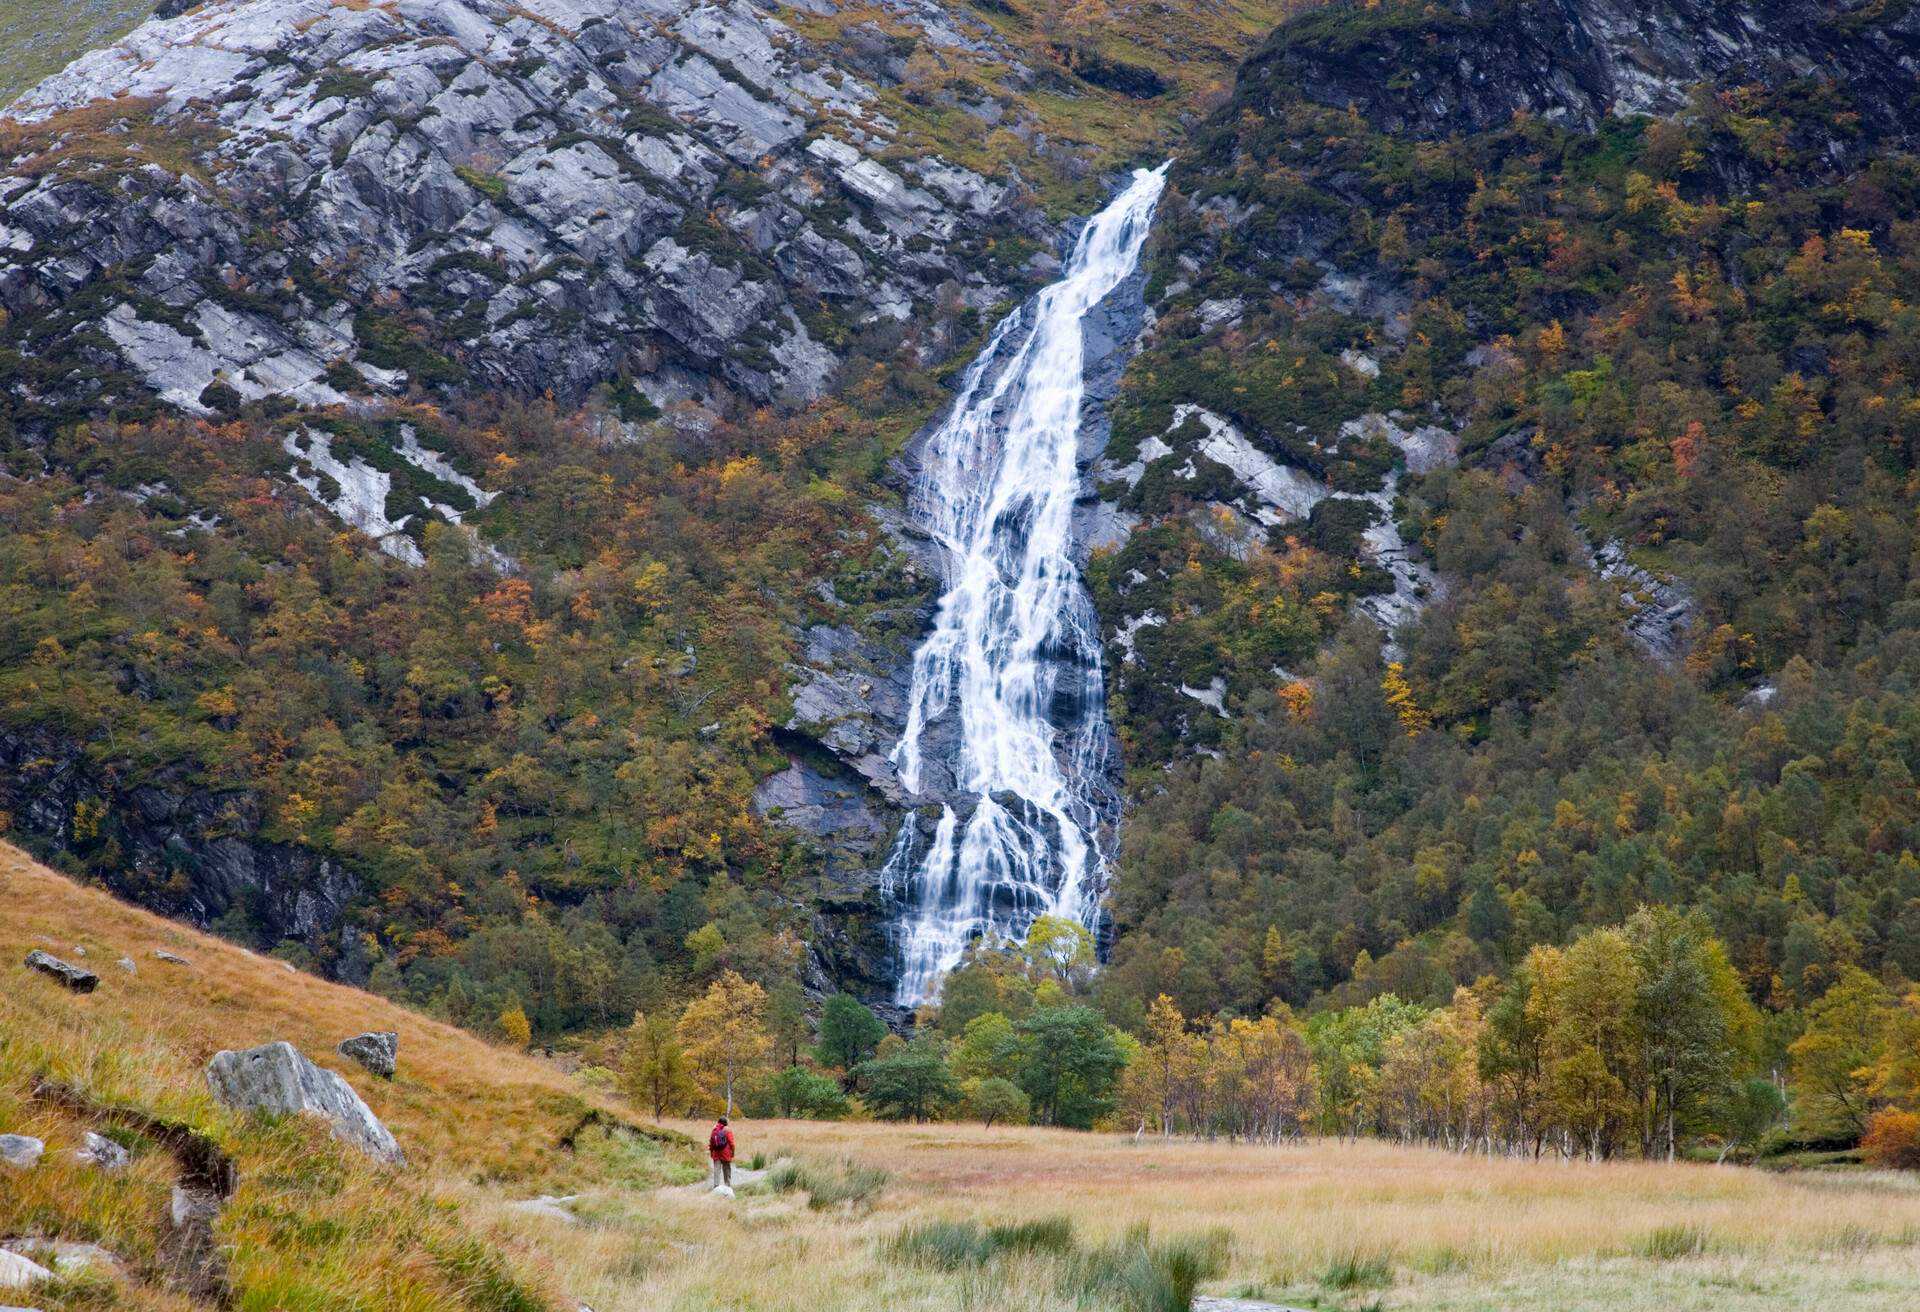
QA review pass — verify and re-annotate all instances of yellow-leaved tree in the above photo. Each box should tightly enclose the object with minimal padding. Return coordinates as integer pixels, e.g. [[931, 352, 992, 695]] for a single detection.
[[676, 970, 774, 1117], [624, 1009, 696, 1120]]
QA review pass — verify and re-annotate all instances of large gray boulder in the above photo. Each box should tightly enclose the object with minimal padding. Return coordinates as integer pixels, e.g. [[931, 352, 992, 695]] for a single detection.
[[0, 1136, 43, 1169], [23, 950, 96, 993], [205, 1042, 404, 1165], [335, 1032, 397, 1080]]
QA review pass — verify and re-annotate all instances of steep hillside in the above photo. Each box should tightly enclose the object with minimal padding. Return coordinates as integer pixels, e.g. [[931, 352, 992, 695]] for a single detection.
[[1079, 0, 1920, 1023], [0, 839, 696, 1312]]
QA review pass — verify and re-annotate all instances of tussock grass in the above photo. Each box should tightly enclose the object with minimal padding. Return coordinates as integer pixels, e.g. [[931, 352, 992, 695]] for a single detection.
[[1322, 1243, 1396, 1289], [766, 1157, 890, 1210], [1634, 1224, 1712, 1260], [890, 1216, 1224, 1312]]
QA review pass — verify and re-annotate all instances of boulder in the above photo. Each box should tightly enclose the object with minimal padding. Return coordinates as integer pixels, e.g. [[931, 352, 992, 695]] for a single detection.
[[23, 950, 97, 993], [117, 958, 136, 974], [153, 950, 191, 966], [335, 1032, 398, 1080], [205, 1042, 405, 1165], [0, 1252, 50, 1290], [0, 1241, 119, 1277], [0, 1136, 44, 1169], [75, 1131, 131, 1171]]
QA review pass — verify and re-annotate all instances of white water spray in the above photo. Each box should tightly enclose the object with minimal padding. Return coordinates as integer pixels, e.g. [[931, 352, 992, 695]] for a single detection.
[[885, 163, 1169, 1006]]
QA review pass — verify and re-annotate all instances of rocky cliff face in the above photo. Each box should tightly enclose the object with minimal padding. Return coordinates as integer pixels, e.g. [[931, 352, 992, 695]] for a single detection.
[[0, 726, 363, 974], [0, 0, 1039, 446], [1244, 0, 1920, 146]]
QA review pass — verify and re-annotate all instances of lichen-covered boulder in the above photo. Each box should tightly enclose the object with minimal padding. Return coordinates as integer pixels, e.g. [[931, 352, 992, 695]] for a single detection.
[[75, 1131, 130, 1171], [0, 1136, 44, 1169], [205, 1042, 404, 1165], [23, 950, 96, 993], [335, 1031, 398, 1080]]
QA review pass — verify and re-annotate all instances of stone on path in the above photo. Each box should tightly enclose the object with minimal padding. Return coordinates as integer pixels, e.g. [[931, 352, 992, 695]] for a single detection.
[[1191, 1299, 1314, 1312], [205, 1042, 405, 1165], [0, 1136, 44, 1169], [336, 1031, 398, 1079], [23, 950, 97, 993], [507, 1195, 580, 1224]]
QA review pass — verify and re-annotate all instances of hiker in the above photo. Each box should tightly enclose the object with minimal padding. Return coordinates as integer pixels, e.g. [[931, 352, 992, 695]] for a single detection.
[[708, 1115, 735, 1189]]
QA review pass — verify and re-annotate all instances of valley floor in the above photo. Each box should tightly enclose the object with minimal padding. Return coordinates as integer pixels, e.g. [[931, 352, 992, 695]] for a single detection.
[[516, 1119, 1920, 1312], [6, 841, 1918, 1312]]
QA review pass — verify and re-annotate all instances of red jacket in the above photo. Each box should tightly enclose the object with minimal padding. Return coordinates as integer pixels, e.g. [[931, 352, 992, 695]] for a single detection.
[[709, 1124, 735, 1162]]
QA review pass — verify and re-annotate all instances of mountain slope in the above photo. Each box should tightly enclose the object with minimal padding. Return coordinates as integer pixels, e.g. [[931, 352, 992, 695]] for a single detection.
[[0, 0, 1308, 1025], [1075, 0, 1920, 1023]]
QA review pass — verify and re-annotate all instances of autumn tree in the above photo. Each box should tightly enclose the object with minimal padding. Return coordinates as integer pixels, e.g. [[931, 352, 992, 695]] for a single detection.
[[1789, 967, 1892, 1139], [677, 970, 775, 1116], [623, 1009, 696, 1119]]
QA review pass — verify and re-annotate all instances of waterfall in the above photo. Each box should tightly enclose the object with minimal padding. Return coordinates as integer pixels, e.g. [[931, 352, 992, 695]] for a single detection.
[[884, 163, 1170, 1006]]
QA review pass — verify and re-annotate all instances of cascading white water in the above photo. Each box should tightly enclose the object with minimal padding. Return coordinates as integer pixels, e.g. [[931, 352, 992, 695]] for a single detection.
[[885, 163, 1170, 1006]]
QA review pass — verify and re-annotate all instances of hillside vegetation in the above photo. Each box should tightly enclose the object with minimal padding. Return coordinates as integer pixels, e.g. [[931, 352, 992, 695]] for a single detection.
[[1080, 0, 1920, 1076]]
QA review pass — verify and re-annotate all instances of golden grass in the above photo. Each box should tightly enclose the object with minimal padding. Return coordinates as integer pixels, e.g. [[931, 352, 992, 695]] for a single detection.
[[8, 841, 1920, 1312], [523, 1117, 1919, 1311], [0, 842, 694, 1312]]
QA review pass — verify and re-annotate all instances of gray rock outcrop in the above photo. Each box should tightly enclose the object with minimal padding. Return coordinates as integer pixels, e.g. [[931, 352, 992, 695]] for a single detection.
[[23, 950, 97, 993], [336, 1031, 398, 1080], [1251, 0, 1920, 147], [205, 1042, 405, 1165], [0, 0, 1045, 459], [0, 726, 361, 978], [0, 1136, 45, 1169]]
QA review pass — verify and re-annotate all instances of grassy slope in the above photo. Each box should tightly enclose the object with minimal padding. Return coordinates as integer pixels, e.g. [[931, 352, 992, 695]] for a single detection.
[[0, 0, 152, 106], [787, 0, 1318, 214], [0, 840, 698, 1312], [7, 843, 1920, 1311]]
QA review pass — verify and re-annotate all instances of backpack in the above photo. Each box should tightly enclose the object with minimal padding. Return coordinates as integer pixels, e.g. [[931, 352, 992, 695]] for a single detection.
[[709, 1125, 729, 1154]]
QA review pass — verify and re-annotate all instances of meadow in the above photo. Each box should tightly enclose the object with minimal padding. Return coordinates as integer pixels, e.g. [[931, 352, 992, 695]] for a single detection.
[[7, 841, 1920, 1312], [529, 1118, 1920, 1312]]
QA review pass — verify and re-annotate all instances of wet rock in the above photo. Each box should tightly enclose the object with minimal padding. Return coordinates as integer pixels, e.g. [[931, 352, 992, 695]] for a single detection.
[[0, 730, 362, 980], [205, 1042, 405, 1165], [0, 1136, 44, 1169], [335, 1032, 398, 1080], [23, 950, 97, 993]]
